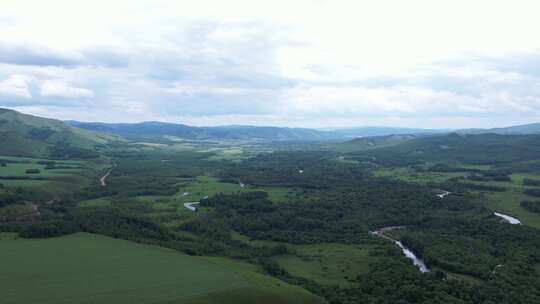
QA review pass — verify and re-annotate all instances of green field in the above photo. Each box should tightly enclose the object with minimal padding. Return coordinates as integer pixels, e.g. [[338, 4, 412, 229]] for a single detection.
[[0, 155, 111, 195], [373, 167, 467, 184], [484, 190, 540, 229], [0, 233, 323, 304], [173, 176, 294, 204], [78, 197, 112, 207], [273, 243, 374, 287], [0, 162, 80, 177]]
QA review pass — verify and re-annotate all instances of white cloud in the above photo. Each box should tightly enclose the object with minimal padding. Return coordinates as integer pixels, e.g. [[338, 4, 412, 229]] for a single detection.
[[2, 0, 540, 128], [0, 74, 32, 98], [276, 84, 540, 122], [160, 84, 273, 96], [39, 80, 94, 98]]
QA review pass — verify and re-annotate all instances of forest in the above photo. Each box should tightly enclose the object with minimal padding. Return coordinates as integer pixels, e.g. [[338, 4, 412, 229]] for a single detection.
[[1, 134, 540, 303]]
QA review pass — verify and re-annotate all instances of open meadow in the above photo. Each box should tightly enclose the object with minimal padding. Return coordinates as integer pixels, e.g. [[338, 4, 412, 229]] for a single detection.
[[0, 232, 323, 304]]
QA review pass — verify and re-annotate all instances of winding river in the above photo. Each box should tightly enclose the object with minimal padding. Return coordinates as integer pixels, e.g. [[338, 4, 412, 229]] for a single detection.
[[184, 202, 199, 211], [436, 190, 451, 199], [369, 226, 430, 273], [395, 241, 430, 273], [494, 212, 521, 225], [100, 171, 110, 186]]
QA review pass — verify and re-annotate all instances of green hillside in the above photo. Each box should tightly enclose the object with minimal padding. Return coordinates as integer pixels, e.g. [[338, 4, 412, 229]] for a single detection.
[[0, 108, 116, 158], [339, 134, 417, 151], [0, 232, 324, 304], [348, 133, 540, 165]]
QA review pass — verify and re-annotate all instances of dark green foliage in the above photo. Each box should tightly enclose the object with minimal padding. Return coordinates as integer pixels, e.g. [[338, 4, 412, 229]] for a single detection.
[[523, 178, 540, 186], [0, 189, 44, 207], [349, 133, 540, 166], [27, 127, 55, 140], [480, 170, 511, 182], [521, 200, 540, 213], [259, 258, 289, 276], [37, 160, 56, 165], [524, 188, 540, 197], [19, 220, 79, 238], [456, 183, 506, 192], [25, 169, 40, 174], [0, 176, 45, 180], [49, 145, 100, 159], [0, 192, 17, 207], [222, 151, 368, 189]]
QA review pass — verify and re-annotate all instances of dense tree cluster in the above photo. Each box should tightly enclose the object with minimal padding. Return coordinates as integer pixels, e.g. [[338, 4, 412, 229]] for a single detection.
[[523, 178, 540, 186], [48, 145, 100, 159], [524, 188, 540, 197], [521, 200, 540, 213]]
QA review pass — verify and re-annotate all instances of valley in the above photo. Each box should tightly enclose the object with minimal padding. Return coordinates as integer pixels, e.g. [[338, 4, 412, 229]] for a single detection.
[[0, 109, 539, 303]]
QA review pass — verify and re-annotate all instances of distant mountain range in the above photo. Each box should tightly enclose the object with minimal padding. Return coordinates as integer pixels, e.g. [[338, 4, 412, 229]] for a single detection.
[[65, 121, 448, 141], [65, 121, 333, 141], [458, 123, 540, 135], [3, 108, 540, 154], [66, 120, 540, 141]]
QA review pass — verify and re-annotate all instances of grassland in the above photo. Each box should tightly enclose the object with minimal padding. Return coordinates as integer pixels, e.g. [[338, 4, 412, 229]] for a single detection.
[[173, 176, 295, 204], [78, 197, 112, 207], [484, 190, 540, 229], [197, 257, 325, 304], [0, 233, 323, 304], [0, 155, 111, 195], [272, 243, 375, 287], [373, 167, 468, 184]]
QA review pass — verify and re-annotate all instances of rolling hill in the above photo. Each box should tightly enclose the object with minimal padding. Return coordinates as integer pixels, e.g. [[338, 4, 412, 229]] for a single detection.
[[347, 133, 540, 165], [67, 121, 332, 141], [339, 134, 418, 151], [67, 121, 448, 141], [459, 122, 540, 135], [0, 232, 324, 304], [0, 108, 116, 158]]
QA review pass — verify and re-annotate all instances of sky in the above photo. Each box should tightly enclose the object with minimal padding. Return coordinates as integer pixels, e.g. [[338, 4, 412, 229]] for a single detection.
[[1, 0, 540, 129]]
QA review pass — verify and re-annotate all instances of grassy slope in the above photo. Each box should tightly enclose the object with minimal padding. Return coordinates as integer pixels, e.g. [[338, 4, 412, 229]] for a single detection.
[[0, 233, 324, 304], [337, 134, 417, 152], [193, 257, 326, 304], [0, 108, 115, 158], [272, 243, 373, 287]]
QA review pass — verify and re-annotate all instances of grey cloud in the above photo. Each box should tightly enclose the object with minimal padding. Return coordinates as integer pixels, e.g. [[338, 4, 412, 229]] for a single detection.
[[0, 44, 131, 68], [82, 48, 131, 68], [434, 51, 540, 77], [141, 21, 296, 88], [0, 45, 82, 67]]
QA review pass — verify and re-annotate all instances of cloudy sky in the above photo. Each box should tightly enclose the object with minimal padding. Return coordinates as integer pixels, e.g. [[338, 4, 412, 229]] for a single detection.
[[1, 0, 540, 128]]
